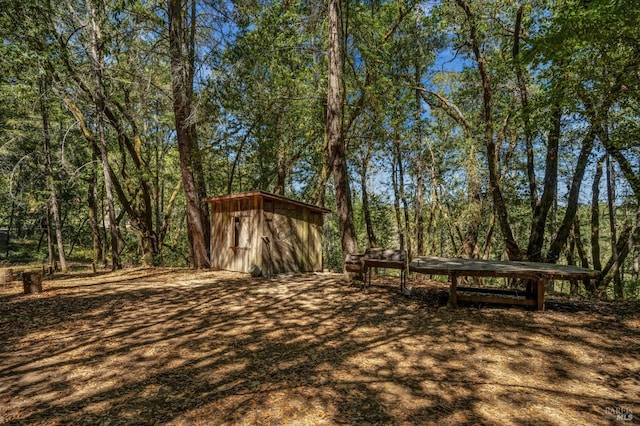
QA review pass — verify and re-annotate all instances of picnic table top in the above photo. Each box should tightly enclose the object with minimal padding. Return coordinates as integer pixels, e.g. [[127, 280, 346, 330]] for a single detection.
[[409, 256, 600, 281]]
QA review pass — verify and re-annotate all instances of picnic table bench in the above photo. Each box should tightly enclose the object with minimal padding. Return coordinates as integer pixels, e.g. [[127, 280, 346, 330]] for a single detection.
[[345, 248, 407, 290], [409, 256, 600, 310]]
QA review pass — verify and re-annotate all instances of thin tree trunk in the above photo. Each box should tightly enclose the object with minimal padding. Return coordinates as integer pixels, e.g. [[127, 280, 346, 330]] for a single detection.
[[5, 199, 15, 259], [415, 157, 425, 255], [158, 179, 183, 250], [529, 89, 561, 262], [455, 0, 520, 260], [599, 224, 634, 292], [414, 24, 424, 257], [45, 210, 54, 267], [513, 4, 537, 212], [312, 137, 330, 207], [360, 145, 377, 248], [227, 119, 259, 194], [97, 116, 120, 270], [154, 103, 163, 239], [606, 154, 623, 299], [39, 75, 68, 273], [327, 0, 357, 268], [567, 226, 578, 294], [591, 158, 603, 272], [274, 137, 288, 196], [461, 142, 481, 258], [573, 215, 592, 292], [391, 146, 404, 251], [168, 0, 210, 269], [390, 90, 409, 254], [545, 127, 596, 263], [66, 217, 88, 257], [88, 0, 120, 270], [87, 153, 101, 272], [87, 151, 101, 272], [482, 213, 495, 260], [396, 138, 412, 259]]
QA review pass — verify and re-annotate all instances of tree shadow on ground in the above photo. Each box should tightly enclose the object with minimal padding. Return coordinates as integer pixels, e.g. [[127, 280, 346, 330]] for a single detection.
[[0, 270, 638, 425]]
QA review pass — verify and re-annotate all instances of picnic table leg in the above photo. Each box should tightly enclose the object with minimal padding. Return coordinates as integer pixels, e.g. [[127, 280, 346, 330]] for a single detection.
[[448, 273, 458, 307], [402, 268, 406, 291], [536, 278, 546, 311], [525, 280, 533, 299]]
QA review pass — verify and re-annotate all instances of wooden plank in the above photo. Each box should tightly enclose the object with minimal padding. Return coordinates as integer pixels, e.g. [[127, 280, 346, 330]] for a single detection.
[[363, 259, 405, 270], [409, 256, 600, 281], [457, 294, 537, 306], [456, 286, 524, 296], [410, 265, 541, 280]]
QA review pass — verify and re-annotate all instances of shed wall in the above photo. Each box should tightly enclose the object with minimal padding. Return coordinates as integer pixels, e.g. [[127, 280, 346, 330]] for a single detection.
[[263, 201, 323, 273], [209, 193, 324, 274], [210, 196, 262, 273]]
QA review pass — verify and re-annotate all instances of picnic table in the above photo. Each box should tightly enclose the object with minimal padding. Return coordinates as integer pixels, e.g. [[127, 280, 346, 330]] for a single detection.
[[345, 248, 407, 290], [409, 256, 600, 310]]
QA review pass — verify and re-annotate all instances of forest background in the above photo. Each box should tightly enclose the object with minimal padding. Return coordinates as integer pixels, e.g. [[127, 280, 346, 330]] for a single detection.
[[0, 0, 638, 300]]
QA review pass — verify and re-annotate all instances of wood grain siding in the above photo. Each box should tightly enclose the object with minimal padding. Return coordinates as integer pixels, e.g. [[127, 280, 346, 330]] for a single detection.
[[209, 202, 230, 270], [207, 191, 330, 274]]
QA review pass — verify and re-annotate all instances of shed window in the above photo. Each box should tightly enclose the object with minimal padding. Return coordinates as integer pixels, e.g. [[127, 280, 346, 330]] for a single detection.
[[234, 217, 241, 247], [233, 216, 250, 248]]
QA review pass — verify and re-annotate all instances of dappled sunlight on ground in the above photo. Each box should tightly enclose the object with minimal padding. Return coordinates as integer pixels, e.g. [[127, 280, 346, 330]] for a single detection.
[[0, 268, 638, 425]]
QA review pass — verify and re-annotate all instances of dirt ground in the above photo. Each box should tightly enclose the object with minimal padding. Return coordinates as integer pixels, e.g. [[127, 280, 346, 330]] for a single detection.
[[0, 268, 638, 425]]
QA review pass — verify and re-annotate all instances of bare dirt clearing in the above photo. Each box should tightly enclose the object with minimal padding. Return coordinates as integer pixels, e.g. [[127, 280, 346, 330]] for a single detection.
[[1, 268, 638, 425]]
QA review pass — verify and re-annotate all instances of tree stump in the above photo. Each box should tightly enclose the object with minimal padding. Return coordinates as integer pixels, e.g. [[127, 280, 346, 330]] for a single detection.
[[42, 264, 55, 276], [1, 269, 13, 287], [22, 270, 43, 294]]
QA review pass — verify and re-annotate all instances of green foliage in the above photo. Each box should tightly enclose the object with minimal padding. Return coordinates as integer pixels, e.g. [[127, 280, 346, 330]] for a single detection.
[[0, 0, 638, 300]]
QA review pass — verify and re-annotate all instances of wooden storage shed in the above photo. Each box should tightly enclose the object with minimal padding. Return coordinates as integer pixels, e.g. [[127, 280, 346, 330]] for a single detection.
[[206, 191, 331, 275]]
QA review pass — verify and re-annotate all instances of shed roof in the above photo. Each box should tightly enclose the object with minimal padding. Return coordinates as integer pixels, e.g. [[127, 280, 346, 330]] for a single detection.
[[206, 190, 331, 214]]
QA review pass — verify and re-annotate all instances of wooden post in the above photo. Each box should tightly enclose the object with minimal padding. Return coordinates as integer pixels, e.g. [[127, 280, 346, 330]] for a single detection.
[[22, 270, 43, 294], [525, 280, 533, 299], [448, 272, 458, 307], [536, 278, 545, 311], [1, 268, 14, 287]]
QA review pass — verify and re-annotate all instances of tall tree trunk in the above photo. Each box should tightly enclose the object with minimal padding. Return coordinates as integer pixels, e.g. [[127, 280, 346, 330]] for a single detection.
[[567, 226, 578, 294], [312, 138, 330, 207], [45, 211, 54, 267], [599, 224, 635, 292], [606, 154, 623, 299], [360, 145, 377, 248], [168, 0, 210, 269], [87, 149, 101, 272], [327, 0, 357, 266], [513, 3, 537, 212], [88, 0, 120, 270], [39, 74, 67, 273], [573, 215, 592, 292], [415, 150, 425, 257], [415, 154, 425, 256], [274, 134, 287, 196], [545, 127, 596, 263], [461, 139, 481, 258], [5, 198, 15, 259], [591, 158, 604, 272], [528, 89, 561, 262], [391, 145, 404, 251], [397, 139, 412, 259], [414, 21, 425, 257], [455, 0, 520, 260]]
